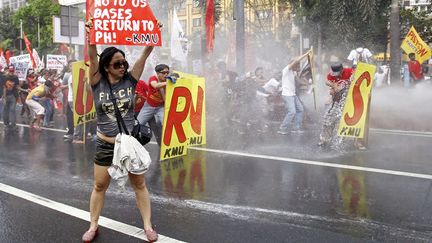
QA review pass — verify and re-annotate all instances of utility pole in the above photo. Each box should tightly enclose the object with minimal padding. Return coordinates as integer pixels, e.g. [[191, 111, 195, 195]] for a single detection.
[[20, 19, 23, 55], [38, 18, 40, 48], [389, 0, 401, 83], [234, 0, 245, 74]]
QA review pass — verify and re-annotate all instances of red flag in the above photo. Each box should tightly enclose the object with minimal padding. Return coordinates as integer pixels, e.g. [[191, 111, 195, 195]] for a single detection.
[[5, 49, 12, 65], [205, 0, 215, 54], [23, 32, 37, 69]]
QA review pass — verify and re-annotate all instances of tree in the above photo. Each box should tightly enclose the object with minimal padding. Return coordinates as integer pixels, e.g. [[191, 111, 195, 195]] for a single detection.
[[389, 0, 400, 82], [0, 7, 20, 51], [400, 8, 432, 43], [289, 0, 392, 56], [13, 0, 60, 55]]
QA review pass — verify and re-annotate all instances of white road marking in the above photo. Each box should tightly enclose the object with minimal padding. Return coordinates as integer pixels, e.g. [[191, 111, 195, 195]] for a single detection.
[[370, 128, 432, 138], [9, 122, 432, 138], [188, 147, 432, 180], [0, 182, 185, 243]]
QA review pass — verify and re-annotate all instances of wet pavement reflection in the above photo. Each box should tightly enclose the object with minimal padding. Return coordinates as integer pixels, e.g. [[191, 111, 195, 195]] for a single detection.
[[1, 122, 432, 242]]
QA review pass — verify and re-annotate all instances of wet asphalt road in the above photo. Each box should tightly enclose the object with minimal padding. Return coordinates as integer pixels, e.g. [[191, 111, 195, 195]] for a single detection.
[[1, 119, 432, 242]]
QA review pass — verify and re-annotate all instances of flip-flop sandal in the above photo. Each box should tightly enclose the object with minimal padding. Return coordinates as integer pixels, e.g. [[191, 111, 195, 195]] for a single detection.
[[82, 228, 99, 243], [357, 145, 367, 150], [144, 228, 158, 242]]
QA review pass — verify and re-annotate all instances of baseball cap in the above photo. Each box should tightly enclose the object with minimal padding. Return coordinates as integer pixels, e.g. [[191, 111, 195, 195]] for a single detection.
[[330, 63, 343, 76]]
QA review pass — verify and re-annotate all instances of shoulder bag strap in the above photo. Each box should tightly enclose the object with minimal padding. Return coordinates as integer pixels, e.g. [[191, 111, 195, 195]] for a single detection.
[[106, 80, 130, 135]]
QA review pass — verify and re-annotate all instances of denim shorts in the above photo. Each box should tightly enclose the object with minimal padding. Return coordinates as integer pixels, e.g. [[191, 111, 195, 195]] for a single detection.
[[93, 137, 114, 166]]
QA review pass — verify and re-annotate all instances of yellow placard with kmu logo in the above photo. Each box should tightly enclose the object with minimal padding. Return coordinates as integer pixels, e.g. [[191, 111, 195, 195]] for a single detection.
[[338, 62, 376, 138]]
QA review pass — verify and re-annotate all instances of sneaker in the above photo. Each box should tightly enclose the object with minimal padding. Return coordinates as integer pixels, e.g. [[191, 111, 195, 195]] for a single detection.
[[356, 144, 367, 150], [318, 140, 326, 146], [33, 126, 42, 132], [72, 140, 84, 144], [291, 129, 305, 134], [277, 130, 289, 135], [63, 134, 73, 139]]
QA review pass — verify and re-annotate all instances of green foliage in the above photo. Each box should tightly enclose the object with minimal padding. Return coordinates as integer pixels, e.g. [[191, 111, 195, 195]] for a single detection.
[[289, 0, 392, 55], [0, 7, 20, 50], [13, 0, 60, 54], [400, 8, 432, 43]]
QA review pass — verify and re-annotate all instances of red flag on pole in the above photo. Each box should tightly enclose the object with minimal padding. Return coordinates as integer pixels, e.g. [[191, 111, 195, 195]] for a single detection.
[[5, 49, 12, 65], [205, 0, 215, 54], [23, 32, 37, 69]]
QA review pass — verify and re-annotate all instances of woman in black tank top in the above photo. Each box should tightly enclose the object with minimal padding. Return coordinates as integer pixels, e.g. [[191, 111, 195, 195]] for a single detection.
[[82, 19, 159, 243]]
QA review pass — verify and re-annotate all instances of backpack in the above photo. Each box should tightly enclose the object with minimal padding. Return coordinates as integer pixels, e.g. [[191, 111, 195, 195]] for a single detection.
[[357, 50, 365, 63]]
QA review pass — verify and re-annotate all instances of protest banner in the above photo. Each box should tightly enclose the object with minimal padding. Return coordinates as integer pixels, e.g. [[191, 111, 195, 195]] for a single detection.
[[46, 54, 67, 71], [72, 61, 96, 126], [338, 62, 376, 139], [160, 74, 206, 160], [9, 54, 30, 80], [298, 47, 316, 110], [401, 26, 432, 64], [87, 0, 162, 46]]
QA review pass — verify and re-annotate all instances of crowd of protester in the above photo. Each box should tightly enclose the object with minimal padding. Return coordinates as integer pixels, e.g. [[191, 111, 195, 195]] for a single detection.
[[0, 65, 65, 131], [0, 60, 101, 143], [0, 45, 431, 151], [205, 46, 431, 150]]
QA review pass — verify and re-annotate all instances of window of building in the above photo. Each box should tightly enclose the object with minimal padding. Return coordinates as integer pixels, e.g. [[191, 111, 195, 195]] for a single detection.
[[257, 10, 273, 20], [193, 18, 202, 27], [174, 0, 187, 15], [180, 20, 187, 31], [193, 0, 201, 8]]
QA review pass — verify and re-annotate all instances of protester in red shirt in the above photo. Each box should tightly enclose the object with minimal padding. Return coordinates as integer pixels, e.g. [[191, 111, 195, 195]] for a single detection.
[[146, 74, 166, 107], [408, 53, 424, 83], [134, 79, 149, 114], [136, 64, 170, 146], [134, 79, 163, 146], [319, 63, 354, 147]]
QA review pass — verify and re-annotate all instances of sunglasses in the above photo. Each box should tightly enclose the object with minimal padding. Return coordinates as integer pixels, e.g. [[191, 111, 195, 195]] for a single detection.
[[158, 71, 170, 75], [110, 60, 129, 70]]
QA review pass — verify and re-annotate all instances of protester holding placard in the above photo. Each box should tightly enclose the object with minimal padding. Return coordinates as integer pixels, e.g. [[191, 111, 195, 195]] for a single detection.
[[318, 63, 354, 147], [135, 79, 161, 145], [82, 16, 159, 243], [277, 51, 310, 135], [136, 63, 170, 146]]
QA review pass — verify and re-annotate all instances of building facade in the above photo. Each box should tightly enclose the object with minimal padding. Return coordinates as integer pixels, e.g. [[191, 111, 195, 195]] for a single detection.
[[174, 0, 292, 39], [1, 0, 26, 10], [402, 0, 431, 12]]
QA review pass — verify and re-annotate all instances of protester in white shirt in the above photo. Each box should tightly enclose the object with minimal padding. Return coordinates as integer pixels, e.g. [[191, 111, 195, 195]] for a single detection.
[[347, 46, 373, 68], [277, 51, 310, 134]]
